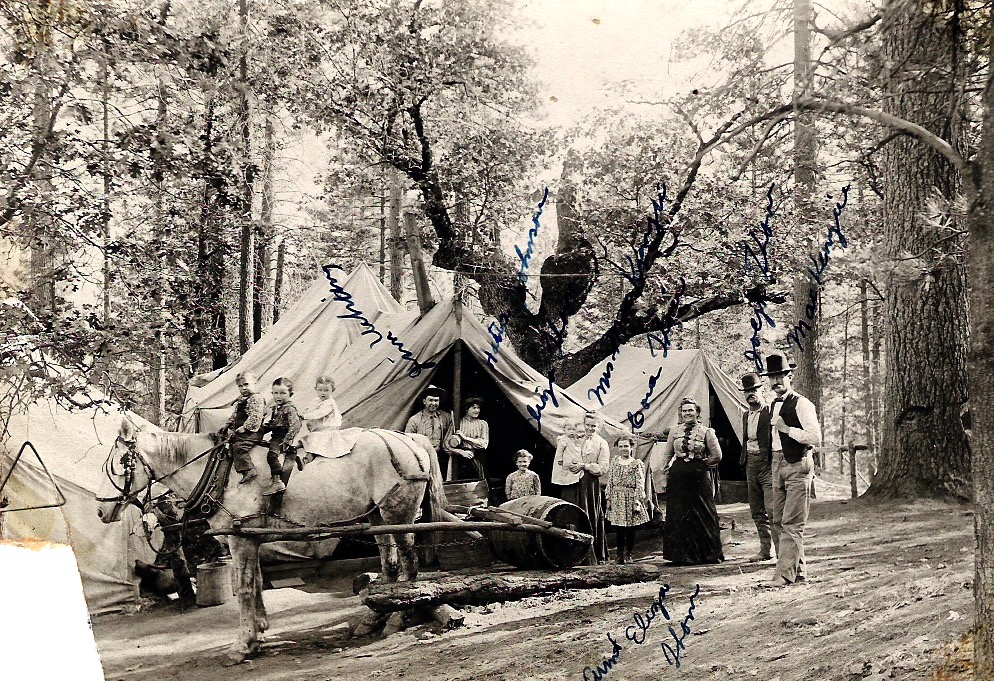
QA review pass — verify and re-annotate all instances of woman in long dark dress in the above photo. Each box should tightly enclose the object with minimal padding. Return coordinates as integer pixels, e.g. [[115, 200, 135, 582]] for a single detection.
[[662, 397, 724, 565]]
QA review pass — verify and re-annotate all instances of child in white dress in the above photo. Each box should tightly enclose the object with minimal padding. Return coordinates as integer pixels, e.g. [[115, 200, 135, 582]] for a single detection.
[[295, 375, 345, 468]]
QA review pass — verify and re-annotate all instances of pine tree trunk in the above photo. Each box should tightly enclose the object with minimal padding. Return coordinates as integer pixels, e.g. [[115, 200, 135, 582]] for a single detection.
[[388, 166, 404, 302], [253, 113, 275, 341], [237, 0, 254, 354], [790, 0, 821, 415], [871, 0, 970, 499]]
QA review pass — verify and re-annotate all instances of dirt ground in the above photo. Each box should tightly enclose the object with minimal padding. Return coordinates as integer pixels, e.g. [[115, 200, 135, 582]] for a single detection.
[[93, 486, 978, 681]]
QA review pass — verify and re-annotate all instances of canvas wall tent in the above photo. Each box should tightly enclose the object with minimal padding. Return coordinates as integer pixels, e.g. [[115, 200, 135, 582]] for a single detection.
[[1, 396, 156, 615], [329, 298, 631, 495], [181, 263, 403, 434], [575, 347, 748, 486]]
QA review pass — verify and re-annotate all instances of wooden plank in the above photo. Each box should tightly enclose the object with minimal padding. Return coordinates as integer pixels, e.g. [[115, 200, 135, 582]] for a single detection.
[[204, 521, 591, 544]]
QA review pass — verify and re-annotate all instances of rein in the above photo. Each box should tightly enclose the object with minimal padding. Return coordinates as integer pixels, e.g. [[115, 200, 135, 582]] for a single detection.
[[98, 435, 215, 511]]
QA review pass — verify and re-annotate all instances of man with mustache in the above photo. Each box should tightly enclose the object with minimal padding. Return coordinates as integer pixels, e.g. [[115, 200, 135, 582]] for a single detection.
[[738, 371, 776, 563], [762, 351, 822, 587]]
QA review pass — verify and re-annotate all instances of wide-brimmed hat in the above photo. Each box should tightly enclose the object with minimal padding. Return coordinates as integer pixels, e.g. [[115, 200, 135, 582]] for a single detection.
[[420, 385, 446, 401], [739, 372, 763, 391], [463, 396, 484, 410], [760, 352, 796, 376]]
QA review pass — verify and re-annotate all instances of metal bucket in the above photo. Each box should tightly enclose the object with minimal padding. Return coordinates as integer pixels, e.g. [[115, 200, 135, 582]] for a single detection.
[[195, 561, 232, 607], [487, 496, 591, 570]]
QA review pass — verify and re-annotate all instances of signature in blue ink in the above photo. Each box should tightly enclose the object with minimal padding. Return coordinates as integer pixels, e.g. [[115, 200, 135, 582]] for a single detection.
[[526, 375, 559, 432], [742, 184, 779, 373], [582, 633, 623, 681], [660, 584, 701, 668], [786, 184, 850, 353], [587, 347, 620, 407], [540, 313, 570, 361], [580, 583, 701, 679], [626, 366, 662, 431], [625, 584, 671, 645], [481, 188, 550, 368], [622, 185, 669, 286], [322, 264, 436, 378], [515, 187, 550, 285]]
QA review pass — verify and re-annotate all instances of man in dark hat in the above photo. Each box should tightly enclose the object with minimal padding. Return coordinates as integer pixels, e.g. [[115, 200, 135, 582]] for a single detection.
[[739, 371, 775, 562], [761, 352, 822, 587], [404, 385, 456, 479]]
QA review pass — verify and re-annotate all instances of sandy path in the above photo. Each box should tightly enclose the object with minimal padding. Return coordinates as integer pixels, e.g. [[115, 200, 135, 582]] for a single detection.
[[94, 496, 975, 681]]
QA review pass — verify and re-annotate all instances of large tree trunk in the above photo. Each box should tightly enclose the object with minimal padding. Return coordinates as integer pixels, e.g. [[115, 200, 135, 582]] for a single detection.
[[968, 14, 994, 677], [870, 0, 971, 499]]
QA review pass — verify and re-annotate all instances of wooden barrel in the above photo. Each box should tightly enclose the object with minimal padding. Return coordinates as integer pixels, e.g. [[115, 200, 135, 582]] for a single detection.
[[487, 496, 592, 570], [195, 561, 232, 607]]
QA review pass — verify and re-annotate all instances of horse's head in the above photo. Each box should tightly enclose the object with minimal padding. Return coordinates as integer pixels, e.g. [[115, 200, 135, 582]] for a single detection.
[[96, 418, 154, 523]]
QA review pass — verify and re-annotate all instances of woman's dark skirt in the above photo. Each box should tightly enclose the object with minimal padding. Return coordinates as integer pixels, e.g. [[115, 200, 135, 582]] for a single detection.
[[561, 474, 608, 564], [663, 458, 724, 565]]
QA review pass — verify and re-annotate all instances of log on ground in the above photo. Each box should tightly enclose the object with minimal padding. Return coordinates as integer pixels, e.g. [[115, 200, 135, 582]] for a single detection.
[[361, 564, 661, 613]]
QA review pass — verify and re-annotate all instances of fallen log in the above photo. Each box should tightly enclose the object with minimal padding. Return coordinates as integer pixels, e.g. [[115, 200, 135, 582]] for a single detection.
[[362, 564, 661, 613]]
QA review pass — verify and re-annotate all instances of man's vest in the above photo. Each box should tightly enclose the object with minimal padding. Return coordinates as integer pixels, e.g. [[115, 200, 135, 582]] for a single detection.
[[740, 406, 773, 466], [777, 393, 809, 463]]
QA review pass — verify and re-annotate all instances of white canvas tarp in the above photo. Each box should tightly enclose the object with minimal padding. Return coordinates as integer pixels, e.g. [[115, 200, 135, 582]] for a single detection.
[[182, 263, 402, 433], [1, 398, 156, 615]]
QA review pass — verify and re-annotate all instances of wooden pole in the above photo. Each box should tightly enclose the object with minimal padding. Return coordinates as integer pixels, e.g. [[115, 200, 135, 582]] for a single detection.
[[860, 279, 876, 461], [273, 239, 284, 324], [404, 212, 435, 315], [840, 291, 849, 474], [849, 442, 857, 499], [205, 521, 592, 544]]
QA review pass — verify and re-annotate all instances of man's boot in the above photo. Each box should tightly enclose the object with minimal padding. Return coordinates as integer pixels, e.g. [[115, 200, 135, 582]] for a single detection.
[[262, 476, 286, 496], [238, 468, 258, 485]]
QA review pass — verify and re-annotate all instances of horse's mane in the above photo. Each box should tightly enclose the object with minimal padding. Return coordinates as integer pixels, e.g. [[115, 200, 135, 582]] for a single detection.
[[142, 430, 214, 467]]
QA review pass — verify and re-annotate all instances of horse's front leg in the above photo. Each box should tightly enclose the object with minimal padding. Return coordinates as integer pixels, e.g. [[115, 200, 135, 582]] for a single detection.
[[374, 534, 400, 582], [224, 536, 261, 664], [396, 531, 418, 582]]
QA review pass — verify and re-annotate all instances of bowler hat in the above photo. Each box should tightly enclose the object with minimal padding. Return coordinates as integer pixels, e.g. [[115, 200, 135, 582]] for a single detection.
[[760, 352, 796, 376], [421, 385, 447, 401], [739, 372, 762, 391]]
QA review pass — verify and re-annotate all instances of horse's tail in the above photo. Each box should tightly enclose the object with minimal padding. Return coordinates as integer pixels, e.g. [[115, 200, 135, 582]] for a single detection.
[[412, 433, 447, 523]]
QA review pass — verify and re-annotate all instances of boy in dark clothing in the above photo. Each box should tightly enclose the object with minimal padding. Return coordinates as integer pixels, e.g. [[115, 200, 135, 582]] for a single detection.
[[222, 372, 266, 484], [261, 377, 302, 496]]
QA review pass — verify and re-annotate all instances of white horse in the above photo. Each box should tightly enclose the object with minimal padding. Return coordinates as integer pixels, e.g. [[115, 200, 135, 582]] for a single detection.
[[96, 418, 446, 663]]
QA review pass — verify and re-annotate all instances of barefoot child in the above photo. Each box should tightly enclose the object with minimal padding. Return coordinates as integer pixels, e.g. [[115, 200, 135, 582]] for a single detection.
[[505, 450, 541, 500], [605, 434, 650, 564], [296, 374, 344, 468], [221, 371, 266, 485], [260, 377, 301, 496]]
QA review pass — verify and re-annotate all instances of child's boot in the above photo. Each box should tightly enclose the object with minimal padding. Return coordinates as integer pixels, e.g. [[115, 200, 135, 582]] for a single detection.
[[262, 476, 286, 496]]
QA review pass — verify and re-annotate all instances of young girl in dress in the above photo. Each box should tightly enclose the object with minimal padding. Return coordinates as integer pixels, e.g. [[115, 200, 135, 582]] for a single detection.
[[606, 434, 650, 564], [505, 450, 541, 500], [295, 374, 343, 468]]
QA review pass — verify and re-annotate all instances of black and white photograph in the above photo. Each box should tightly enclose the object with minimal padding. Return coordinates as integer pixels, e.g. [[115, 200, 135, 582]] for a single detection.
[[0, 0, 987, 679]]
